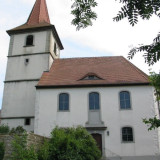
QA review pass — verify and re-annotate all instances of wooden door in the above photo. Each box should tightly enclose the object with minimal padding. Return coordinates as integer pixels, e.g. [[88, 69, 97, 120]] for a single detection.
[[91, 133, 102, 154]]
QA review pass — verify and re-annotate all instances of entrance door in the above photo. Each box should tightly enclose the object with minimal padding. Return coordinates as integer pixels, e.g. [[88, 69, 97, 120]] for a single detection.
[[91, 133, 102, 154]]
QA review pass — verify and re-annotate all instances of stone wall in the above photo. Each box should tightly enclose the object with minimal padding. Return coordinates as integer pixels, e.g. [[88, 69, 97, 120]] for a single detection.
[[0, 133, 48, 160]]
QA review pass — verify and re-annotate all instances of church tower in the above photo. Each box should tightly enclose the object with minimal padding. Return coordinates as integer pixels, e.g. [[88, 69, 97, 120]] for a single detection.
[[1, 0, 63, 131]]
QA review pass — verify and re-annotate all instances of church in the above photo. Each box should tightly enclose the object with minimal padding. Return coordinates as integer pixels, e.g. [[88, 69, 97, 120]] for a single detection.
[[1, 0, 160, 159]]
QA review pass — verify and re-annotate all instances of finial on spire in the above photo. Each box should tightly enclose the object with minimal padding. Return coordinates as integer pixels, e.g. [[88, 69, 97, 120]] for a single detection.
[[27, 0, 50, 25]]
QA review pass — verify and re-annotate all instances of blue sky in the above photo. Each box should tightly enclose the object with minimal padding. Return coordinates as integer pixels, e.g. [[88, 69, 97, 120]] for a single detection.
[[0, 0, 160, 108]]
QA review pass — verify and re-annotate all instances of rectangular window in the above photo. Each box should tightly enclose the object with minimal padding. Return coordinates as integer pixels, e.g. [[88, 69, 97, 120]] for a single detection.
[[89, 92, 99, 110], [59, 93, 69, 111], [122, 127, 133, 142], [25, 118, 31, 125]]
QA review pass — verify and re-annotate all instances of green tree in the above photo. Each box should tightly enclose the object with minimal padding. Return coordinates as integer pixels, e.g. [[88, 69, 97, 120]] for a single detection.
[[71, 0, 160, 65], [49, 126, 101, 160]]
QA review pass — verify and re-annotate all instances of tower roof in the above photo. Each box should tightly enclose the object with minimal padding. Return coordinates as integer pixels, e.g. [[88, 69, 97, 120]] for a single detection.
[[7, 0, 64, 50], [27, 0, 50, 25]]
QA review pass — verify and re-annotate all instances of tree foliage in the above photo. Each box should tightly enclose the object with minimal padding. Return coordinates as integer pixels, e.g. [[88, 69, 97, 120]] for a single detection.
[[0, 142, 5, 160], [143, 116, 160, 130], [128, 33, 160, 65], [149, 72, 160, 101], [71, 0, 160, 65], [143, 73, 160, 130], [71, 0, 97, 30], [113, 0, 160, 26], [0, 124, 10, 135], [11, 132, 38, 160], [113, 0, 160, 65], [10, 126, 101, 160], [49, 126, 101, 160]]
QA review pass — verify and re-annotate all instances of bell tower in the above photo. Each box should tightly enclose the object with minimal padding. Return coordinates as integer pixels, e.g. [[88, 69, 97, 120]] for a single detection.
[[1, 0, 63, 131]]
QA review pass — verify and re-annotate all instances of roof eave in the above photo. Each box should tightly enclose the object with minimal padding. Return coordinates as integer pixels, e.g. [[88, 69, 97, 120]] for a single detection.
[[36, 82, 150, 89]]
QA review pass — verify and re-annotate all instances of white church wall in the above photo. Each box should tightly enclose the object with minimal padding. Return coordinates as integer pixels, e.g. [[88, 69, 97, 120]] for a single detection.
[[1, 118, 34, 132], [152, 87, 160, 154], [1, 81, 37, 117], [49, 31, 60, 59], [11, 31, 48, 56], [34, 85, 160, 158], [5, 54, 50, 81]]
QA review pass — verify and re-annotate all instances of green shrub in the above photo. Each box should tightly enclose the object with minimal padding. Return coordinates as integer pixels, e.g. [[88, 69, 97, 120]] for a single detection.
[[11, 133, 38, 160], [0, 142, 5, 160], [0, 124, 10, 134], [10, 126, 26, 134], [37, 140, 50, 160], [49, 126, 101, 160]]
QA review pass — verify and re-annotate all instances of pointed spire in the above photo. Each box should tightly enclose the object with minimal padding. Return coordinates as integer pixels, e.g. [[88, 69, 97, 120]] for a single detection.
[[27, 0, 50, 25]]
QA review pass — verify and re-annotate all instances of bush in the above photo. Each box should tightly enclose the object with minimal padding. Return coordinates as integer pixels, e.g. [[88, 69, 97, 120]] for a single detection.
[[37, 140, 50, 160], [0, 124, 10, 134], [0, 142, 5, 160], [10, 126, 26, 134], [11, 132, 38, 160], [49, 126, 101, 160]]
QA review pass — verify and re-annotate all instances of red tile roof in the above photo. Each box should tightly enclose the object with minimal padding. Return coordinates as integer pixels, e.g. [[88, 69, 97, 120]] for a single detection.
[[8, 0, 50, 32], [27, 0, 50, 25], [37, 56, 149, 87]]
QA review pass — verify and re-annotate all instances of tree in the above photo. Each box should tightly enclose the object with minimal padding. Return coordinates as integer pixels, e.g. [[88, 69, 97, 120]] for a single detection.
[[71, 0, 160, 129], [71, 0, 160, 65], [49, 126, 101, 160]]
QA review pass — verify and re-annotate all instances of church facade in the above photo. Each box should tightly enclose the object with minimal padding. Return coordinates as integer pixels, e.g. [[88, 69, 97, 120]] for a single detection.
[[1, 0, 160, 159]]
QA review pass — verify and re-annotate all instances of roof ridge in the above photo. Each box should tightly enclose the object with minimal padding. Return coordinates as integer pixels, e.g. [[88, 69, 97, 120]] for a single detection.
[[122, 57, 149, 80]]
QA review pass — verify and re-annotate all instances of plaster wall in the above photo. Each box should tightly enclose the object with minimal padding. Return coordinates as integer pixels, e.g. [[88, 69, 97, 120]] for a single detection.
[[49, 31, 60, 58], [1, 81, 37, 117], [34, 86, 160, 158], [5, 54, 51, 81], [11, 31, 48, 56], [1, 118, 34, 132]]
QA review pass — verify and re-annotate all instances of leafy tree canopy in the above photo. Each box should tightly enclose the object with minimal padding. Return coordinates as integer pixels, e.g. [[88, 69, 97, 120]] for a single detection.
[[71, 0, 160, 65]]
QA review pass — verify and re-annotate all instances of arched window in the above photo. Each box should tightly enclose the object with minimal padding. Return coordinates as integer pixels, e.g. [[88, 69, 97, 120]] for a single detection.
[[89, 92, 99, 110], [59, 93, 69, 111], [26, 35, 33, 46], [122, 127, 133, 142], [120, 91, 131, 109]]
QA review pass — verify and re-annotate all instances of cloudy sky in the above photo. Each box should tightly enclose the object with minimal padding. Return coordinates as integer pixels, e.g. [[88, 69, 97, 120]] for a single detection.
[[0, 0, 160, 108]]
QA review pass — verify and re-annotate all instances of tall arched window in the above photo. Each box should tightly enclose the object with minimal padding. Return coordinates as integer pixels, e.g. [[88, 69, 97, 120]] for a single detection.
[[89, 92, 99, 110], [122, 127, 133, 142], [26, 35, 33, 46], [59, 93, 69, 111], [120, 91, 131, 109]]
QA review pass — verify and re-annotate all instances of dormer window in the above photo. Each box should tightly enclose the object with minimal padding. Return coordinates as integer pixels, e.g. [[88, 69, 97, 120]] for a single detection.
[[80, 73, 102, 80], [26, 35, 33, 46], [85, 75, 98, 80]]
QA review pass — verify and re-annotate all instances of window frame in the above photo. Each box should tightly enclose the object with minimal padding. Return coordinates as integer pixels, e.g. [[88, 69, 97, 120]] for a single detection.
[[89, 92, 100, 111], [25, 35, 34, 47], [24, 118, 31, 126], [121, 126, 134, 143], [58, 93, 70, 111], [119, 91, 131, 110]]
